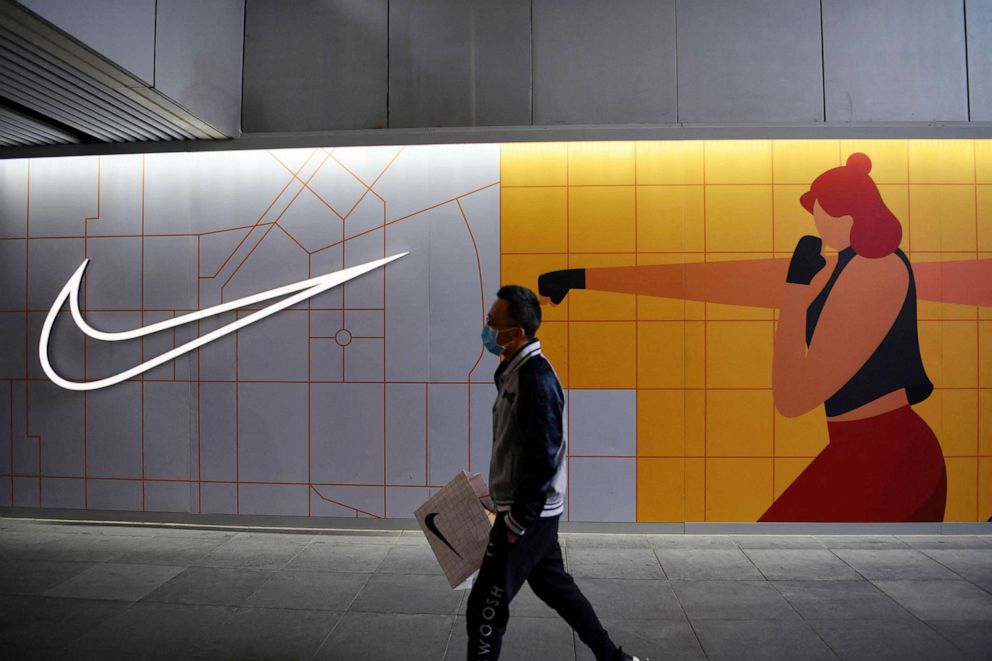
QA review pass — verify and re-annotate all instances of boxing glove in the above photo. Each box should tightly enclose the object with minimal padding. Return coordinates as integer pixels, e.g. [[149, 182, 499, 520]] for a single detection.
[[538, 269, 585, 304], [786, 235, 826, 285]]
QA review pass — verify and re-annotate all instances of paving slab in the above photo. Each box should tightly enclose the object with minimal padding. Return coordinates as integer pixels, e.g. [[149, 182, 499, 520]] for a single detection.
[[142, 566, 271, 606], [873, 579, 992, 620], [692, 619, 836, 660], [833, 549, 961, 581], [244, 569, 371, 610], [809, 618, 968, 660], [348, 571, 463, 615], [672, 580, 800, 621], [744, 549, 861, 581], [44, 562, 185, 602], [445, 614, 575, 661], [567, 548, 665, 579], [655, 549, 764, 581], [315, 611, 454, 660], [284, 539, 389, 572], [0, 560, 94, 595], [772, 580, 913, 620]]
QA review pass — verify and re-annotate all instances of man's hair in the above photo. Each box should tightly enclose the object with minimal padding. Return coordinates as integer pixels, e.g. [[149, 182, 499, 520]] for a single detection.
[[497, 285, 541, 338]]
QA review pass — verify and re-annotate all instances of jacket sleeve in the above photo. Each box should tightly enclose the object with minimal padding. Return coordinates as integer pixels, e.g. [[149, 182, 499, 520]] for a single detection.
[[505, 367, 563, 536]]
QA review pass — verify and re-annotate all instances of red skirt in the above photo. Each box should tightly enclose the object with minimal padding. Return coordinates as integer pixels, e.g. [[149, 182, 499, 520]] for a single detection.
[[760, 405, 946, 522]]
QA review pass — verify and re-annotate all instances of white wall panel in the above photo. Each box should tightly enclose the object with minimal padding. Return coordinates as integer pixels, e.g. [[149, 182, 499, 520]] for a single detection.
[[242, 0, 388, 131], [677, 0, 823, 123], [533, 0, 677, 124], [388, 0, 531, 128], [823, 0, 968, 121], [154, 0, 245, 137], [20, 0, 156, 84], [968, 0, 992, 120]]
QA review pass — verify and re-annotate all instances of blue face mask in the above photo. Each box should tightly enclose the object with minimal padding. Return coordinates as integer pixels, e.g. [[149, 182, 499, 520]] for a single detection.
[[481, 325, 507, 356]]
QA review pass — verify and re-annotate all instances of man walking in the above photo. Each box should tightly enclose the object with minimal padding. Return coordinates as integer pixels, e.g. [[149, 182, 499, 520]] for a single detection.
[[466, 285, 639, 661]]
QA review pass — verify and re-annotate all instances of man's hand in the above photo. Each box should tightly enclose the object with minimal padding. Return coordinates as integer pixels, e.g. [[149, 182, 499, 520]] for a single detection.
[[505, 530, 519, 544]]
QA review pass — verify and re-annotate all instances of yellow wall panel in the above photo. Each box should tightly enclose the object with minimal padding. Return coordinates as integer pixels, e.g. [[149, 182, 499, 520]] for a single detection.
[[538, 321, 569, 389], [568, 141, 635, 185], [499, 139, 988, 522], [684, 321, 706, 389], [635, 254, 692, 321], [501, 187, 568, 253], [501, 142, 567, 186], [941, 321, 979, 388], [569, 321, 636, 389], [908, 140, 976, 184], [980, 458, 992, 521], [943, 457, 978, 521], [909, 185, 978, 252], [501, 253, 569, 321], [915, 389, 979, 457], [685, 458, 706, 520], [840, 140, 908, 184], [980, 321, 992, 388], [978, 185, 992, 252], [636, 185, 705, 252], [638, 390, 685, 456], [976, 140, 992, 183], [877, 185, 911, 252], [706, 390, 774, 456], [636, 141, 704, 185], [980, 390, 992, 456], [704, 252, 776, 320], [637, 322, 685, 389], [637, 458, 685, 521], [706, 458, 773, 521], [567, 253, 636, 320], [704, 140, 773, 184], [772, 140, 841, 185], [685, 390, 706, 457], [775, 457, 814, 499], [774, 184, 818, 254], [706, 321, 773, 389], [568, 186, 636, 253], [705, 186, 774, 253], [774, 406, 830, 457]]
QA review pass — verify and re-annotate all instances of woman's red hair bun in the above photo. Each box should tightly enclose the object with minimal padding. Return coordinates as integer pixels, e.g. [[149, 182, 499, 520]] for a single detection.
[[800, 151, 902, 258], [846, 152, 872, 175]]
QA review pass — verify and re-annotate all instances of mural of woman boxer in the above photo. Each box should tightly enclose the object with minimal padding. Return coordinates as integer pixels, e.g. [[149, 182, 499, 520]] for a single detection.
[[760, 153, 944, 522], [538, 152, 957, 522]]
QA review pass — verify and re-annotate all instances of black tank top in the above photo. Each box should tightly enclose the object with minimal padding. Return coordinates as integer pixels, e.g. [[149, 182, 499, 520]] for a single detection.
[[806, 247, 933, 417]]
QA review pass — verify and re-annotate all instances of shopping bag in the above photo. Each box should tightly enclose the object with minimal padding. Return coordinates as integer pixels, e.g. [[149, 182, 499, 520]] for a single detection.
[[415, 470, 496, 589]]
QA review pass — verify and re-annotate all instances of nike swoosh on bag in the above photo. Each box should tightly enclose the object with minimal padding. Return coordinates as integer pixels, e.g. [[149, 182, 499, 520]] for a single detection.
[[424, 512, 462, 559], [39, 253, 408, 392]]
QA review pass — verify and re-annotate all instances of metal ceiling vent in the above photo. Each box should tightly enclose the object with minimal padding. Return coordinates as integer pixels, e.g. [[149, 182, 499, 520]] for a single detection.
[[0, 0, 229, 148]]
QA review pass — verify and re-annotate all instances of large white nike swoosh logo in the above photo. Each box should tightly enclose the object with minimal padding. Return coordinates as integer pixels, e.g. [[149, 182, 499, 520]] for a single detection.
[[39, 252, 408, 391]]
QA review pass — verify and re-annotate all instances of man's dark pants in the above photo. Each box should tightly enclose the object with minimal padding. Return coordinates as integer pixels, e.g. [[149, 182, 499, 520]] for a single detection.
[[466, 512, 619, 660]]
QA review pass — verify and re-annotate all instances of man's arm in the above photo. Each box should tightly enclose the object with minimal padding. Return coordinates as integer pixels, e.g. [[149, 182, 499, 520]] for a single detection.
[[506, 366, 563, 537]]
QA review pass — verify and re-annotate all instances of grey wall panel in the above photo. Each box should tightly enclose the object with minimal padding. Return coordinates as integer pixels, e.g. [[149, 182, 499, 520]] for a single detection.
[[823, 0, 968, 121], [20, 0, 156, 85], [154, 0, 245, 137], [968, 0, 992, 120], [388, 0, 531, 128], [677, 0, 823, 123], [533, 0, 676, 124], [242, 0, 388, 132]]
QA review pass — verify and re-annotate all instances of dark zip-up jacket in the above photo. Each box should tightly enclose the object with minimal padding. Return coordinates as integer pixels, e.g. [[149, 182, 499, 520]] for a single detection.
[[489, 339, 567, 536]]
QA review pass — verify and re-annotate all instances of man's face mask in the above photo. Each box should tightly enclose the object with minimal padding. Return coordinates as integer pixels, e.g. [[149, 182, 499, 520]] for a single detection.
[[481, 325, 517, 356]]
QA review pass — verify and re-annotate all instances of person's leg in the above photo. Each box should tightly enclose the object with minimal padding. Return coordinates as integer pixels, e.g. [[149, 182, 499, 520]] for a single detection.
[[465, 514, 553, 660], [526, 527, 620, 660]]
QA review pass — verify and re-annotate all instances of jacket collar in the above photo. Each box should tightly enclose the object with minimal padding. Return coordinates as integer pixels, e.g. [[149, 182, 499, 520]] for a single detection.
[[495, 339, 541, 386]]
